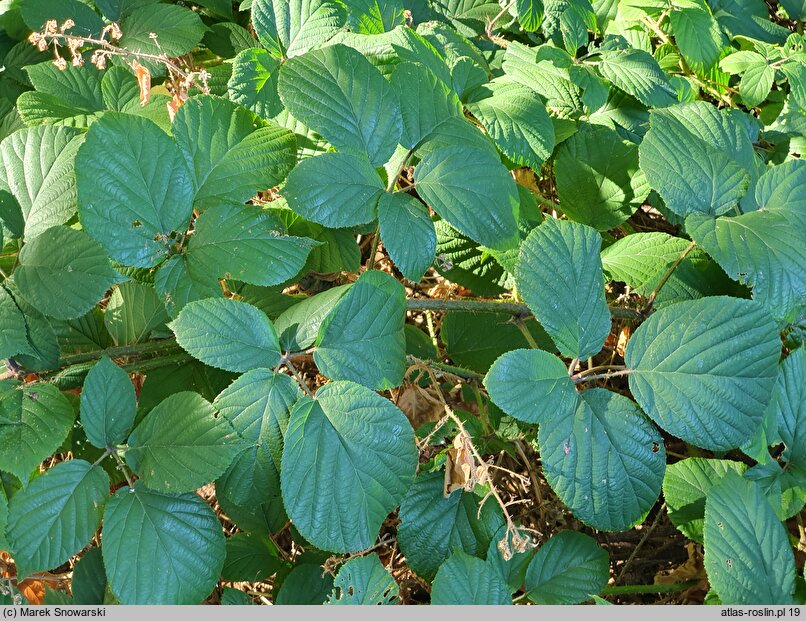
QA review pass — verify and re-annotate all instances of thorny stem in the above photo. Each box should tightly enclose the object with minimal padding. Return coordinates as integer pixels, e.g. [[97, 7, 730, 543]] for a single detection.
[[513, 318, 540, 349], [406, 355, 483, 381], [601, 580, 699, 595], [113, 451, 135, 488], [410, 360, 531, 560], [642, 240, 697, 315], [32, 28, 209, 94], [282, 357, 314, 397], [56, 339, 183, 367], [406, 297, 643, 321], [572, 368, 632, 384], [615, 503, 667, 583], [485, 0, 516, 46], [91, 447, 115, 468]]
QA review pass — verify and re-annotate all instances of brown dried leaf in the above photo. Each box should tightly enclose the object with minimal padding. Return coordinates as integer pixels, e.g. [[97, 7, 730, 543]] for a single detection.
[[131, 61, 151, 107], [616, 325, 631, 357], [396, 383, 442, 430]]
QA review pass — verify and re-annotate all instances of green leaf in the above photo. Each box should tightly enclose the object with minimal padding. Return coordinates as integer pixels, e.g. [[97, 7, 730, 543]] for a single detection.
[[14, 226, 118, 320], [663, 457, 748, 543], [601, 232, 693, 294], [274, 285, 351, 352], [6, 460, 108, 579], [9, 289, 60, 372], [283, 152, 384, 228], [539, 388, 666, 531], [397, 471, 504, 581], [391, 61, 462, 150], [433, 222, 511, 297], [431, 551, 512, 605], [80, 356, 137, 449], [170, 298, 281, 373], [0, 382, 75, 483], [486, 526, 534, 593], [484, 349, 578, 425], [221, 587, 253, 605], [228, 48, 283, 120], [441, 311, 555, 372], [76, 113, 194, 268], [377, 192, 436, 282], [738, 61, 774, 108], [281, 381, 417, 552], [517, 0, 544, 30], [204, 22, 255, 57], [414, 146, 520, 251], [120, 4, 206, 61], [278, 44, 402, 166], [222, 532, 282, 582], [71, 548, 107, 605], [252, 0, 347, 58], [103, 483, 226, 604], [0, 484, 7, 553], [187, 203, 318, 287], [327, 553, 400, 605], [103, 281, 169, 345], [172, 96, 296, 209], [502, 41, 583, 117], [0, 125, 83, 238], [275, 564, 334, 605], [669, 3, 728, 73], [126, 391, 241, 493], [626, 297, 780, 451], [429, 0, 501, 37], [638, 102, 755, 217], [214, 370, 300, 515], [466, 78, 555, 170], [554, 124, 646, 230], [0, 286, 33, 360], [686, 160, 806, 324], [20, 0, 105, 38], [704, 472, 796, 604], [17, 63, 105, 127], [516, 219, 610, 359], [154, 255, 222, 318], [314, 270, 406, 390], [345, 0, 406, 33], [597, 48, 677, 107], [524, 531, 609, 604], [771, 349, 805, 472]]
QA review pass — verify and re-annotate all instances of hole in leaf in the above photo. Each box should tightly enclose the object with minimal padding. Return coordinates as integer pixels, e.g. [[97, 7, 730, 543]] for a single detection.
[[132, 219, 143, 228]]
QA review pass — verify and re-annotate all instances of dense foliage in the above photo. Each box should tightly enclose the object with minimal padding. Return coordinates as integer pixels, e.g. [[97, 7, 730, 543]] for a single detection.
[[0, 0, 804, 607]]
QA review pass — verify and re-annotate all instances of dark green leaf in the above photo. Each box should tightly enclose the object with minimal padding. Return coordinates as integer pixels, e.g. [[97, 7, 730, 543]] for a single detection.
[[103, 484, 226, 604], [80, 356, 136, 449]]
